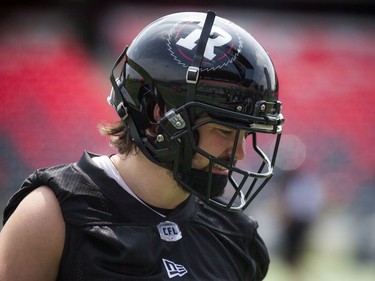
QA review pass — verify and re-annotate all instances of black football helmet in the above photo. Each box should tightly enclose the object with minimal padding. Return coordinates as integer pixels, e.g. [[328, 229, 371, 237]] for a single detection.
[[108, 11, 284, 211]]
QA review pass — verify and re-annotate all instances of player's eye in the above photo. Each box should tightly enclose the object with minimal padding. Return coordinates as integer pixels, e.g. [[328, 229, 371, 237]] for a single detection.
[[216, 128, 233, 137]]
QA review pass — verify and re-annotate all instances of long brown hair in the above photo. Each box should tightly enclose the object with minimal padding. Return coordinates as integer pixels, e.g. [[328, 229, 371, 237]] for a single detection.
[[98, 121, 136, 155]]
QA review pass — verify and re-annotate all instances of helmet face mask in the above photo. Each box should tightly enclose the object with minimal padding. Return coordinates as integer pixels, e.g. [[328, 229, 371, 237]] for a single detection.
[[108, 11, 284, 211], [155, 102, 282, 211]]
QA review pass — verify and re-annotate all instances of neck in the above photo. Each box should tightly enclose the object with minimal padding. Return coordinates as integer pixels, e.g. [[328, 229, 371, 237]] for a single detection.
[[110, 151, 190, 210]]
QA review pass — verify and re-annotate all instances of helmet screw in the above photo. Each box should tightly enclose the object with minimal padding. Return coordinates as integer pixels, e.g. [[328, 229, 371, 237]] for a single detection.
[[156, 134, 165, 142], [236, 106, 243, 112], [260, 104, 266, 111]]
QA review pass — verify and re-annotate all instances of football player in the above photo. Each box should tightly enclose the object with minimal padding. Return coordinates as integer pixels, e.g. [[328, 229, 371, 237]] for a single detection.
[[0, 11, 284, 280]]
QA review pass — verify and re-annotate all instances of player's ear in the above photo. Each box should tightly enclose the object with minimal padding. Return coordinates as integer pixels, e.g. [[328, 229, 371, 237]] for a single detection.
[[144, 104, 164, 139], [153, 103, 165, 122]]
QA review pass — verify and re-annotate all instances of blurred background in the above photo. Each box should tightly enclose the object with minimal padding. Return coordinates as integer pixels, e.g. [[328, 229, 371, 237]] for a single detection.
[[1, 0, 374, 280]]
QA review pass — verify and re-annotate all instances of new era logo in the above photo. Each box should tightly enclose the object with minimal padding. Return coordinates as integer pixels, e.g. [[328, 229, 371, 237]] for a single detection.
[[162, 258, 188, 278]]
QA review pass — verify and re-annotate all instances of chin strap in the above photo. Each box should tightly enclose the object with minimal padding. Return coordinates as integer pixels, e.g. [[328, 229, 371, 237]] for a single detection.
[[182, 10, 216, 175], [108, 46, 172, 166], [108, 46, 133, 120], [185, 10, 216, 103]]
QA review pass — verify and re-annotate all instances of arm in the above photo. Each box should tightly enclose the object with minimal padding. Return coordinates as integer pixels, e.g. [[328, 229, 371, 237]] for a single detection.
[[0, 186, 65, 281]]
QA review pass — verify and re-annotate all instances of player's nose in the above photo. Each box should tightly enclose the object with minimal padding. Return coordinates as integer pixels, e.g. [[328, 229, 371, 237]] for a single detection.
[[228, 131, 246, 161]]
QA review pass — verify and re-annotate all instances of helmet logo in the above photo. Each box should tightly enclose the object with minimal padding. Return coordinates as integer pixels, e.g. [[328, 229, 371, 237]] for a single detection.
[[176, 22, 232, 60], [167, 16, 242, 70]]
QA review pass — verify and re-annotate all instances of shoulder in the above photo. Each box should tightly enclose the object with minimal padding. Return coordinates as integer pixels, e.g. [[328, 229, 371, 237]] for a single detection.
[[194, 200, 259, 235], [0, 186, 65, 280], [193, 201, 270, 279], [2, 186, 65, 235]]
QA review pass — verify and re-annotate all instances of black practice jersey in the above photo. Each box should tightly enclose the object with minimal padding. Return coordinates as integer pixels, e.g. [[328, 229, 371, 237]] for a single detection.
[[3, 151, 269, 281]]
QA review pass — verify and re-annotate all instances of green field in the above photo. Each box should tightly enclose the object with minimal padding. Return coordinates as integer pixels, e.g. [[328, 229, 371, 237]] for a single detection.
[[265, 252, 375, 281]]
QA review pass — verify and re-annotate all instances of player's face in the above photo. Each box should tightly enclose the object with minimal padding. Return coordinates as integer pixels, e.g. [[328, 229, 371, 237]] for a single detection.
[[191, 119, 247, 175]]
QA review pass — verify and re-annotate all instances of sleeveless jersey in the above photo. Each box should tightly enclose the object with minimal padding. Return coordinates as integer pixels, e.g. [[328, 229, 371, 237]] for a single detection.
[[3, 151, 269, 281]]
